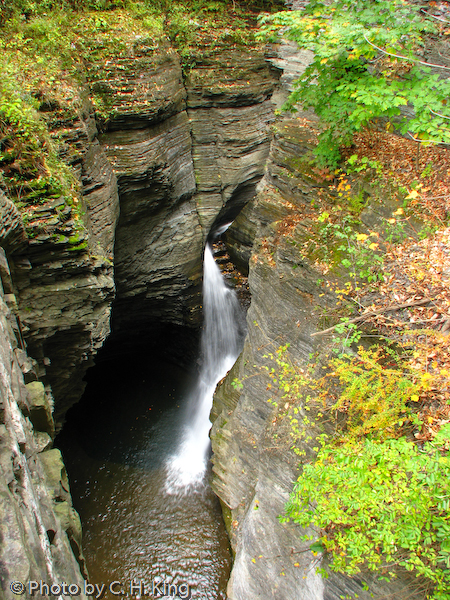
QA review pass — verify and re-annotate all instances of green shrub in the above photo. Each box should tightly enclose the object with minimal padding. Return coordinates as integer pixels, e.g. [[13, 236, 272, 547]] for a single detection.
[[284, 435, 450, 598]]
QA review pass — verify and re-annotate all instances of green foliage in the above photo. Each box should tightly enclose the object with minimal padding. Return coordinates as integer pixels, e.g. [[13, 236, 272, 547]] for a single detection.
[[0, 0, 283, 27], [1, 0, 130, 24], [0, 61, 77, 207], [263, 344, 319, 455], [315, 212, 384, 286], [258, 0, 450, 166], [284, 436, 450, 598], [231, 377, 243, 390], [324, 345, 430, 439], [331, 319, 362, 355], [346, 154, 383, 176], [264, 339, 448, 596]]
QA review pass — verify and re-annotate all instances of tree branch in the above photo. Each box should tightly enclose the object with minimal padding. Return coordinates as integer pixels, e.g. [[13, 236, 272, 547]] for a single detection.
[[430, 108, 450, 120], [407, 132, 450, 146], [310, 298, 433, 338], [363, 33, 450, 71], [421, 9, 450, 25]]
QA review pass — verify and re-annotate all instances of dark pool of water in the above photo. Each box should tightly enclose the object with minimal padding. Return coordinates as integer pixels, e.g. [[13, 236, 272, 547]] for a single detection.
[[57, 355, 231, 600]]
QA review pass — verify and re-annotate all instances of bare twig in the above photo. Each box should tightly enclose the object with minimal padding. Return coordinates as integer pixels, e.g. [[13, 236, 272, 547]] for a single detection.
[[421, 9, 450, 25], [310, 298, 433, 338], [406, 132, 450, 146], [429, 108, 450, 121], [363, 34, 450, 71]]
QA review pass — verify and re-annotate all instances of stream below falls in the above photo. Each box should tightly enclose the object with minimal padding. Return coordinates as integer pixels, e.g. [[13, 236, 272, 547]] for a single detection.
[[57, 243, 245, 600]]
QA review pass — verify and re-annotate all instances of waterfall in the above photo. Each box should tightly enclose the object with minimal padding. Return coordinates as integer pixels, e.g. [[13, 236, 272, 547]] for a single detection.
[[165, 242, 245, 491]]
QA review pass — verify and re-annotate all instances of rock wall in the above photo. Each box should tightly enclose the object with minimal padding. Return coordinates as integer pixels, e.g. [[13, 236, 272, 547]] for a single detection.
[[6, 93, 117, 425], [0, 247, 88, 600], [2, 38, 280, 418], [96, 44, 281, 349], [211, 117, 328, 600], [187, 49, 280, 233]]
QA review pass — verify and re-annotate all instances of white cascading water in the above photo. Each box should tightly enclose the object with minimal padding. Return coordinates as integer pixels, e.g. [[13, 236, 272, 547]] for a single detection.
[[165, 242, 245, 492]]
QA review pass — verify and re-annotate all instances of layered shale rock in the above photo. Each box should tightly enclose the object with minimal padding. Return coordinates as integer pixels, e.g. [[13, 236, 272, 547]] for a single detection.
[[8, 95, 117, 424], [100, 108, 200, 343], [94, 45, 280, 350], [187, 49, 281, 234], [211, 118, 328, 600], [0, 250, 88, 600], [0, 29, 287, 597], [0, 191, 27, 255], [93, 45, 201, 349]]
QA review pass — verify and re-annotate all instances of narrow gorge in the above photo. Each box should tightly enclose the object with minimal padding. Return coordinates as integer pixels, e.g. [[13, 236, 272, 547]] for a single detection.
[[1, 2, 448, 599], [1, 9, 283, 597]]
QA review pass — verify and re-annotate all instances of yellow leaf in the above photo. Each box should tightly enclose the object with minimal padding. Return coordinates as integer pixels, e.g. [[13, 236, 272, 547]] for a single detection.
[[393, 208, 404, 216], [411, 394, 419, 402], [405, 189, 419, 200], [355, 233, 368, 242], [320, 58, 328, 64], [369, 242, 379, 251]]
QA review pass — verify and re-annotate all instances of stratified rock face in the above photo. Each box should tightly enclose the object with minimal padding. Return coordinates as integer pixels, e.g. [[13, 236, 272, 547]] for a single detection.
[[187, 50, 281, 234], [0, 40, 280, 421], [210, 119, 329, 600], [89, 45, 187, 131], [96, 46, 281, 347], [0, 258, 88, 600], [13, 250, 114, 427], [9, 98, 117, 424], [80, 138, 119, 256], [0, 191, 27, 255], [100, 109, 201, 340], [0, 37, 282, 597]]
